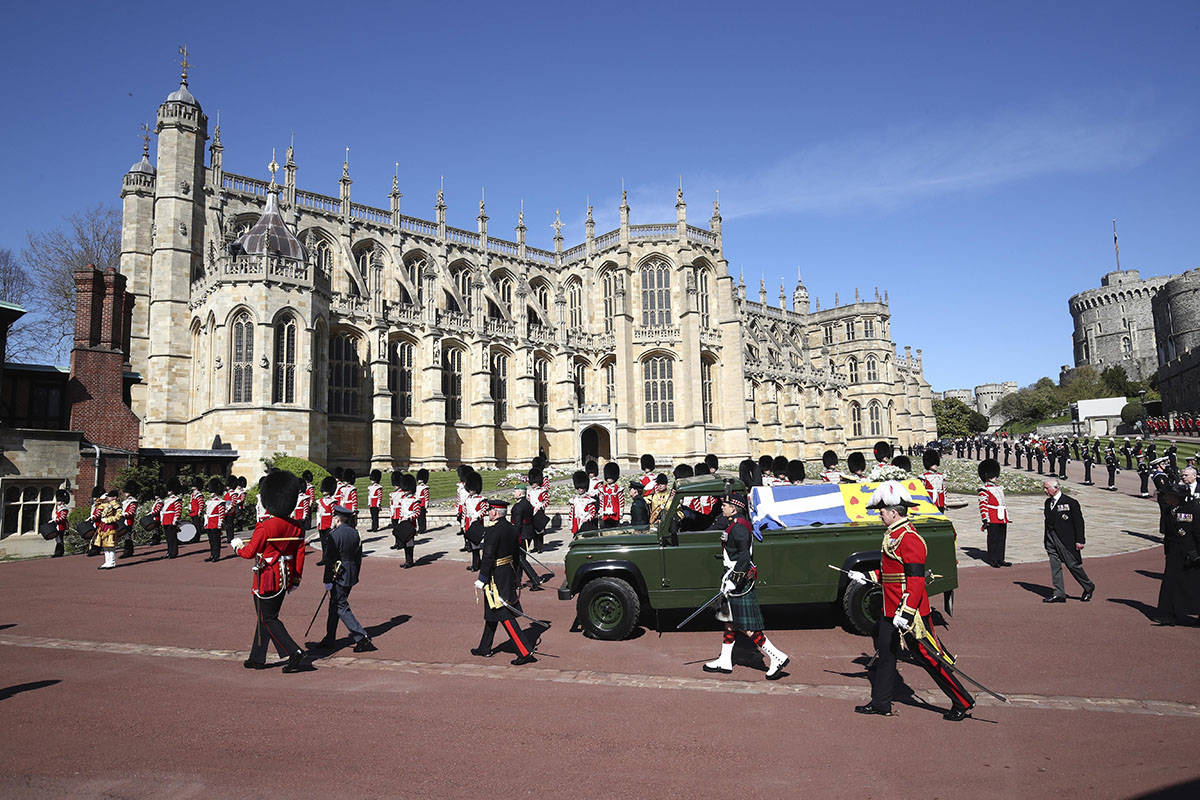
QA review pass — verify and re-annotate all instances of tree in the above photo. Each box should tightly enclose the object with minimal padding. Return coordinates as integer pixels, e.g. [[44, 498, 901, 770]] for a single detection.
[[21, 204, 121, 364], [933, 398, 975, 437], [1101, 365, 1132, 397], [1120, 402, 1146, 425], [968, 410, 990, 433], [0, 248, 38, 361]]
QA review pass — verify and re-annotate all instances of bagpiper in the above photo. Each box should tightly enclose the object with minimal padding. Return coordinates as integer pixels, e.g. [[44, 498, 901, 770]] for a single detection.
[[230, 471, 308, 673], [848, 482, 975, 720]]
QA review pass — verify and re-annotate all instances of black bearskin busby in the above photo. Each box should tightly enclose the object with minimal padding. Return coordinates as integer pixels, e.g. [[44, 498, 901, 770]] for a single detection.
[[695, 462, 710, 476], [400, 473, 417, 494], [392, 471, 403, 487], [56, 488, 72, 504], [457, 465, 472, 482], [772, 455, 789, 478], [674, 463, 694, 480], [572, 470, 590, 491], [603, 461, 620, 482], [528, 467, 544, 486], [847, 452, 866, 474], [238, 475, 248, 489], [873, 441, 892, 462], [758, 455, 774, 476], [192, 475, 205, 491], [320, 475, 337, 495], [822, 449, 838, 469], [466, 471, 483, 495], [787, 460, 806, 484], [92, 485, 105, 500], [369, 469, 382, 483], [923, 449, 941, 470], [417, 468, 430, 483], [206, 476, 223, 494], [167, 477, 183, 495], [738, 458, 762, 488], [705, 453, 719, 472], [343, 469, 356, 485], [259, 471, 304, 518], [640, 453, 656, 472], [892, 455, 912, 472], [978, 458, 1001, 482], [301, 469, 313, 484], [333, 467, 344, 481], [585, 460, 599, 478], [123, 479, 140, 498]]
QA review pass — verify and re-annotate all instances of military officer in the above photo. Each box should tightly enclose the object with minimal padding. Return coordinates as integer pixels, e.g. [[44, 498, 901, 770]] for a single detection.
[[1003, 439, 1011, 467], [1014, 441, 1024, 471], [471, 499, 538, 665], [1137, 456, 1152, 497], [1155, 484, 1200, 625], [311, 502, 375, 653], [1041, 478, 1095, 603], [1035, 442, 1045, 475], [1121, 438, 1133, 470], [848, 482, 974, 720], [1082, 446, 1095, 486], [1105, 447, 1120, 491]]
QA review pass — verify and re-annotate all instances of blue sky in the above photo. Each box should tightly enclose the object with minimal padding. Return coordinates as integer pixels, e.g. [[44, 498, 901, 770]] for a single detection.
[[2, 1, 1197, 391]]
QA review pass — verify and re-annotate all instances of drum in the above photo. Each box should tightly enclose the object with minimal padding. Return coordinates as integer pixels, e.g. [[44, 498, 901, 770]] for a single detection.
[[177, 522, 198, 543], [139, 513, 159, 531], [39, 521, 60, 541], [74, 520, 96, 537]]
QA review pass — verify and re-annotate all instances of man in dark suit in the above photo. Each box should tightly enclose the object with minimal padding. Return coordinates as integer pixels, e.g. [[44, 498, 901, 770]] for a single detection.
[[312, 504, 376, 653], [509, 485, 544, 591], [471, 499, 537, 665], [1041, 478, 1095, 603]]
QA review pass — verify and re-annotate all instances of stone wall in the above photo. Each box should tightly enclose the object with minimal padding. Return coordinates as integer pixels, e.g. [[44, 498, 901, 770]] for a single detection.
[[1068, 269, 1172, 380]]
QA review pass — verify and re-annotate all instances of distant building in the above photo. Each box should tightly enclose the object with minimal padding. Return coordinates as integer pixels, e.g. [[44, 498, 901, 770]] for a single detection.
[[935, 382, 1017, 430], [1152, 267, 1200, 413], [1068, 269, 1173, 380]]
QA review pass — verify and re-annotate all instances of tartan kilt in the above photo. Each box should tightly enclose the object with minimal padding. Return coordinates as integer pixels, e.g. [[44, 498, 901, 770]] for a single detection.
[[716, 587, 764, 631]]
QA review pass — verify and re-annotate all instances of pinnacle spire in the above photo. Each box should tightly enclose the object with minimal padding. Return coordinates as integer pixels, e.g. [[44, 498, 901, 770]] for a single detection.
[[177, 45, 192, 87]]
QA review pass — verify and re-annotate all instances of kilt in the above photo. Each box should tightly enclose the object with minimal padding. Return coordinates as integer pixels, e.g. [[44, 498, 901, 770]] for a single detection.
[[715, 587, 764, 631]]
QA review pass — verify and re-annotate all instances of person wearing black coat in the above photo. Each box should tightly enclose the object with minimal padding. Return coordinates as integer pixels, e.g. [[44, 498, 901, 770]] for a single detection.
[[1155, 487, 1200, 625], [509, 486, 544, 591], [312, 504, 375, 653], [1041, 479, 1095, 602], [471, 500, 537, 665], [1082, 447, 1094, 485], [628, 481, 650, 526], [1104, 448, 1120, 491]]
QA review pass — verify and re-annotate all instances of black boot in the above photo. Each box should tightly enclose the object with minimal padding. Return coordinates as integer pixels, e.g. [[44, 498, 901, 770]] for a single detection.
[[405, 546, 414, 568], [282, 651, 312, 673], [121, 538, 135, 558], [150, 533, 161, 546], [52, 541, 64, 558]]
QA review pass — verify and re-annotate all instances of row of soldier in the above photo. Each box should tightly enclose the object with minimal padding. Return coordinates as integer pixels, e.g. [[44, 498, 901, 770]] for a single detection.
[[1145, 414, 1199, 436]]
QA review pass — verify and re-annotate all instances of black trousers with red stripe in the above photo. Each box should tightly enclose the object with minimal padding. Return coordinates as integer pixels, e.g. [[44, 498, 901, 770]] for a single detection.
[[249, 592, 301, 664], [870, 616, 973, 713], [477, 618, 532, 658]]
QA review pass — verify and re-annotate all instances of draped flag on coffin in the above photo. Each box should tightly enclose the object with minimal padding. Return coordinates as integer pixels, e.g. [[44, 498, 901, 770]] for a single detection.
[[750, 481, 945, 532]]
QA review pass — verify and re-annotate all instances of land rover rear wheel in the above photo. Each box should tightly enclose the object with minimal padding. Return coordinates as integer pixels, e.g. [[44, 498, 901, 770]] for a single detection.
[[842, 579, 883, 636], [577, 576, 640, 640]]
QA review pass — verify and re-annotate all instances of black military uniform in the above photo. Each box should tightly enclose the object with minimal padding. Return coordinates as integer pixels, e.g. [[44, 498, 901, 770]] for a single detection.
[[1043, 489, 1094, 602], [1003, 441, 1011, 466], [1122, 440, 1133, 470], [1167, 445, 1179, 474], [1105, 449, 1120, 491], [1015, 443, 1024, 470], [509, 488, 544, 591], [1091, 440, 1101, 464], [471, 500, 537, 664], [1137, 458, 1151, 497], [1082, 448, 1094, 485], [629, 482, 650, 526], [1057, 441, 1070, 479], [1035, 445, 1045, 475], [314, 507, 374, 652], [1156, 488, 1200, 625], [1047, 444, 1058, 477], [1147, 442, 1158, 464]]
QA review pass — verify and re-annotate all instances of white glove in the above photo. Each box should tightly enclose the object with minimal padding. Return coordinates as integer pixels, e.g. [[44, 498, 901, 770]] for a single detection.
[[229, 537, 244, 550], [846, 570, 869, 586], [474, 579, 485, 590], [721, 579, 736, 595], [892, 611, 912, 631]]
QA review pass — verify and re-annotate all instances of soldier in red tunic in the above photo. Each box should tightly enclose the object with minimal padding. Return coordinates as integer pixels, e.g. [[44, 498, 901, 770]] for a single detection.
[[598, 462, 623, 528], [230, 471, 309, 672], [849, 481, 975, 720]]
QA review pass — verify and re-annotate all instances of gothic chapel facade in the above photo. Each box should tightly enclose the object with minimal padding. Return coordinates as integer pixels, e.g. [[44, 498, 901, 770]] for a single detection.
[[121, 71, 935, 477]]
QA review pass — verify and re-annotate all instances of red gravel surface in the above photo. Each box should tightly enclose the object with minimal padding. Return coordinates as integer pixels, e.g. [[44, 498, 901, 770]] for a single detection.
[[1, 539, 1197, 799]]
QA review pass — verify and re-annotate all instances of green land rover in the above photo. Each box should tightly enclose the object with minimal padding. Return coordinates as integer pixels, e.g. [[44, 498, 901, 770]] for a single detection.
[[557, 476, 958, 640]]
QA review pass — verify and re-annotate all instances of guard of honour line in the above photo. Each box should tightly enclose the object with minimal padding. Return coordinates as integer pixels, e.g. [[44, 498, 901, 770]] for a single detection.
[[49, 439, 1200, 722]]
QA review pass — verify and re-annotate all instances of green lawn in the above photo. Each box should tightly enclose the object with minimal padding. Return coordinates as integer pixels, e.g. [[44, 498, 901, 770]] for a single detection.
[[1003, 415, 1070, 435], [352, 469, 522, 505], [1144, 438, 1200, 464]]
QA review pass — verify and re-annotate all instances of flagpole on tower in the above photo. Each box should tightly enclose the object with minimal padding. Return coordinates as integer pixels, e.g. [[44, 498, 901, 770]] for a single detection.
[[1113, 219, 1121, 272]]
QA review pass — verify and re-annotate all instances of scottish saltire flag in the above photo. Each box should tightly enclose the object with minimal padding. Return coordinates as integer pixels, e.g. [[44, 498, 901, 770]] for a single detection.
[[751, 481, 945, 532]]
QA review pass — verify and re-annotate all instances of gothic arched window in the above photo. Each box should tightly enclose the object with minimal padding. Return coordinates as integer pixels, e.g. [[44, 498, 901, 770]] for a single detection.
[[641, 258, 672, 327], [845, 320, 856, 341], [230, 311, 254, 404], [574, 361, 587, 407], [866, 355, 878, 382], [490, 351, 508, 424], [568, 279, 583, 329], [602, 271, 616, 333], [643, 355, 675, 423], [534, 357, 549, 428], [850, 402, 863, 437], [698, 268, 711, 328], [869, 401, 883, 436], [389, 339, 414, 419], [328, 332, 363, 417], [442, 346, 463, 423], [848, 357, 859, 384], [272, 314, 296, 404], [701, 357, 715, 424], [863, 317, 875, 338]]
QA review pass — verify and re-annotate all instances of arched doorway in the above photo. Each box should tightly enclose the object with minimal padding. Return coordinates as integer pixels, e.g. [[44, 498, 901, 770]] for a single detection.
[[580, 425, 611, 464]]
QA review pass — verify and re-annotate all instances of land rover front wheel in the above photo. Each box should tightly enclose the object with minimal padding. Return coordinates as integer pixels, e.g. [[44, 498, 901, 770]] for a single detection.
[[841, 579, 883, 636], [577, 576, 640, 640]]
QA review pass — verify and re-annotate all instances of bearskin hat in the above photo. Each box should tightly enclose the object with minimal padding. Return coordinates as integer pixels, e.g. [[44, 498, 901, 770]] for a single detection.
[[333, 467, 344, 480], [123, 479, 140, 497], [55, 488, 71, 503], [192, 475, 205, 491], [674, 463, 694, 480], [259, 471, 304, 518], [923, 449, 941, 469], [873, 441, 893, 462], [369, 469, 382, 483], [772, 455, 789, 477], [167, 477, 183, 494], [206, 476, 224, 494], [603, 461, 620, 482], [758, 455, 774, 475], [847, 452, 866, 473], [466, 471, 483, 495], [695, 462, 710, 476], [417, 468, 430, 482], [822, 449, 839, 468], [320, 475, 337, 494], [738, 458, 762, 488], [787, 460, 806, 484], [573, 470, 590, 491], [892, 455, 912, 472], [585, 460, 599, 477], [528, 467, 544, 486], [301, 470, 313, 483], [705, 453, 719, 471], [978, 458, 1001, 482], [344, 469, 356, 485], [92, 485, 105, 499], [640, 453, 656, 472], [400, 473, 417, 494], [457, 465, 472, 481], [392, 471, 403, 487], [239, 475, 248, 489]]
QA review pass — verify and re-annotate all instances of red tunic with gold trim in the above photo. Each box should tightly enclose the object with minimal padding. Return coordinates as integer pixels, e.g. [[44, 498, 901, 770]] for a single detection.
[[878, 518, 930, 618], [598, 482, 622, 522], [234, 515, 306, 597]]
